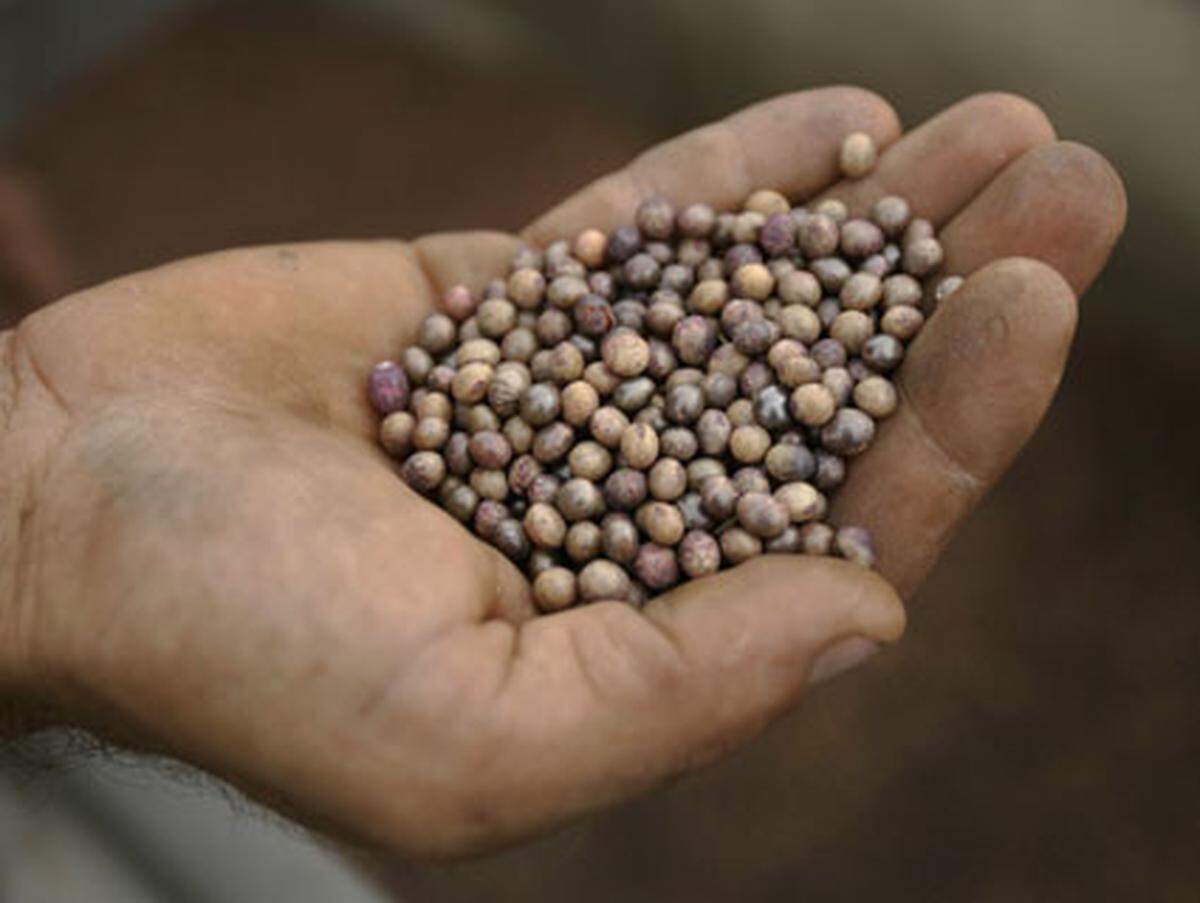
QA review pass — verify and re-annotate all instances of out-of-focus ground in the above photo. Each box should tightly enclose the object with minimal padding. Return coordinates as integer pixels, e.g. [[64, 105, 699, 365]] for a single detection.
[[1, 1, 1197, 900]]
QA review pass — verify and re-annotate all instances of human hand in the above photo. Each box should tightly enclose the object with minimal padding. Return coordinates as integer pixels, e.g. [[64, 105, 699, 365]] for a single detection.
[[0, 88, 1125, 857]]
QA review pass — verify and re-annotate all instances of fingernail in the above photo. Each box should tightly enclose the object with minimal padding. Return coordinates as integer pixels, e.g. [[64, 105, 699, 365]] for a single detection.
[[809, 637, 880, 685]]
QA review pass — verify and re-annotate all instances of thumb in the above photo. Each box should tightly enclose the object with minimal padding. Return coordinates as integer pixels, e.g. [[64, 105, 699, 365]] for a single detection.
[[480, 555, 904, 846]]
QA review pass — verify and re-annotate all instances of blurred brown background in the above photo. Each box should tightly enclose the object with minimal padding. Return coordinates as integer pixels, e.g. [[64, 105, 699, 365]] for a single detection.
[[1, 0, 1197, 900]]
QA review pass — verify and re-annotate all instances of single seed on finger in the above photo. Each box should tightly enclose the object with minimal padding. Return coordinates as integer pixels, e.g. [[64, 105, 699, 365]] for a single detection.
[[839, 131, 878, 178]]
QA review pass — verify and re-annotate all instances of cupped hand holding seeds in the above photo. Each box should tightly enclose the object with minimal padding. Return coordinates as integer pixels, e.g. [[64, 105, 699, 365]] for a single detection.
[[0, 88, 1124, 857]]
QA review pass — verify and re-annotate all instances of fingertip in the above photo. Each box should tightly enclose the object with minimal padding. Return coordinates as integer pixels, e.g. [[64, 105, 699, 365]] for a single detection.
[[956, 91, 1057, 145]]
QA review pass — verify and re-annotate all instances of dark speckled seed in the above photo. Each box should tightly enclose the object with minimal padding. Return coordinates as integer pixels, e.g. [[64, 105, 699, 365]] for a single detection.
[[797, 213, 840, 258], [468, 430, 512, 469], [739, 361, 773, 398], [702, 372, 738, 408], [677, 203, 716, 238], [753, 385, 792, 432], [492, 518, 530, 562], [473, 499, 508, 540], [533, 422, 575, 463], [659, 263, 694, 295], [862, 334, 904, 372], [646, 339, 678, 381], [810, 338, 848, 369], [723, 242, 763, 274], [810, 257, 852, 292], [527, 473, 562, 506], [660, 427, 698, 461], [840, 219, 885, 258], [368, 361, 410, 415], [635, 196, 676, 240], [835, 526, 876, 567], [672, 315, 717, 365], [700, 475, 739, 520], [732, 466, 771, 495], [444, 431, 472, 476], [799, 522, 835, 555], [676, 492, 712, 531], [612, 299, 646, 332], [574, 294, 616, 337], [604, 468, 648, 511], [814, 452, 846, 491], [732, 319, 777, 356], [401, 451, 445, 493], [646, 298, 685, 338], [635, 543, 679, 590], [821, 409, 876, 456], [634, 404, 669, 433], [696, 409, 732, 456], [556, 478, 605, 523], [607, 225, 642, 263], [664, 383, 705, 425], [623, 252, 662, 289], [678, 530, 721, 577], [613, 377, 657, 413], [601, 513, 641, 565], [520, 383, 561, 426], [765, 443, 815, 482], [759, 212, 797, 256], [508, 454, 542, 495], [736, 492, 789, 538]]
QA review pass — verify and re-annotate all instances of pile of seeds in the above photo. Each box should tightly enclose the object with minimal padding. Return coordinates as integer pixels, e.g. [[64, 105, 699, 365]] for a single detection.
[[367, 132, 961, 612]]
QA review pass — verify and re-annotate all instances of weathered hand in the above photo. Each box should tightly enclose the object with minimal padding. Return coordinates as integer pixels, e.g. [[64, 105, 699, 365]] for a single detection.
[[0, 88, 1125, 857]]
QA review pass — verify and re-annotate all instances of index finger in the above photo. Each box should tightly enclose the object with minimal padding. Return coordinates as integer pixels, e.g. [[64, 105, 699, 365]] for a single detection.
[[521, 87, 901, 245]]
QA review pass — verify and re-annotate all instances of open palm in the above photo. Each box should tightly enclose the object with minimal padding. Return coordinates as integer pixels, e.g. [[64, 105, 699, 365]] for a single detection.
[[5, 88, 1125, 857]]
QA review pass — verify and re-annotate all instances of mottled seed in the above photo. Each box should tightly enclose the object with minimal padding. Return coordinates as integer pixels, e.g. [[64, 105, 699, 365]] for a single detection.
[[635, 543, 679, 590], [720, 527, 763, 565], [839, 131, 878, 178], [880, 304, 925, 340], [672, 315, 717, 365], [753, 385, 792, 431], [871, 195, 911, 238], [677, 530, 721, 577], [620, 423, 660, 470], [623, 252, 661, 290], [476, 299, 517, 338], [676, 492, 713, 531], [730, 425, 771, 463], [821, 408, 876, 456], [798, 213, 840, 258], [368, 361, 411, 415], [556, 478, 605, 523], [835, 526, 876, 567], [533, 422, 575, 463], [775, 351, 822, 388], [451, 362, 493, 404], [732, 319, 778, 356], [739, 361, 773, 398], [492, 518, 531, 562], [473, 499, 508, 540], [810, 256, 853, 292], [822, 367, 854, 406], [606, 225, 642, 264], [418, 313, 457, 354], [600, 327, 650, 378], [601, 513, 641, 565], [799, 521, 835, 556], [903, 237, 944, 277], [402, 451, 446, 493], [840, 272, 884, 311], [468, 430, 513, 469], [813, 452, 846, 492], [840, 219, 885, 259], [774, 481, 824, 523], [687, 457, 727, 491], [765, 443, 816, 482], [507, 453, 543, 496], [612, 376, 657, 413], [659, 426, 698, 461], [584, 361, 622, 397], [702, 372, 738, 408], [521, 383, 561, 426], [413, 416, 451, 451], [759, 211, 797, 255], [700, 475, 739, 520], [578, 559, 632, 602], [677, 203, 716, 238], [731, 466, 771, 495]]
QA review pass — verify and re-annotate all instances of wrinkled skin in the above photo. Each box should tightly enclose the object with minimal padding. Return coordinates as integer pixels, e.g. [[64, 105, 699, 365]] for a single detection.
[[0, 89, 1125, 858]]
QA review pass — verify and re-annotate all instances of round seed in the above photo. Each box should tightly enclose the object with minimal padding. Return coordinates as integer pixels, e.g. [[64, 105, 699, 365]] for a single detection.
[[730, 425, 771, 464], [556, 478, 604, 523], [648, 458, 688, 501], [379, 411, 416, 456], [525, 502, 567, 549], [678, 530, 721, 577], [533, 422, 575, 463], [799, 522, 835, 556], [578, 560, 632, 602], [862, 334, 904, 372], [720, 527, 763, 565], [601, 513, 641, 565], [835, 526, 876, 567], [638, 501, 686, 546], [635, 544, 679, 590], [854, 376, 898, 418], [677, 203, 716, 238], [602, 327, 651, 378], [821, 409, 876, 456], [402, 451, 445, 493], [492, 518, 530, 562], [533, 567, 578, 611], [737, 492, 790, 538], [468, 430, 512, 469], [621, 423, 660, 470], [790, 383, 837, 427], [368, 361, 411, 415], [774, 482, 824, 523], [700, 475, 739, 520], [765, 443, 816, 482], [565, 521, 603, 564], [839, 131, 878, 178]]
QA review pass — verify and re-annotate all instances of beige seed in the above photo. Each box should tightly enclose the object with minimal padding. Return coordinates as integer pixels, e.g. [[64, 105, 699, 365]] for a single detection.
[[524, 502, 568, 549], [379, 411, 416, 456], [839, 131, 878, 178], [829, 310, 875, 354], [578, 560, 632, 602], [853, 375, 898, 418], [774, 482, 825, 523], [561, 380, 600, 427], [532, 567, 577, 612], [790, 383, 837, 427], [620, 423, 660, 470], [451, 362, 493, 404], [729, 424, 771, 464], [572, 228, 608, 269], [880, 304, 925, 341], [743, 188, 790, 217], [730, 263, 775, 301], [638, 501, 686, 546]]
